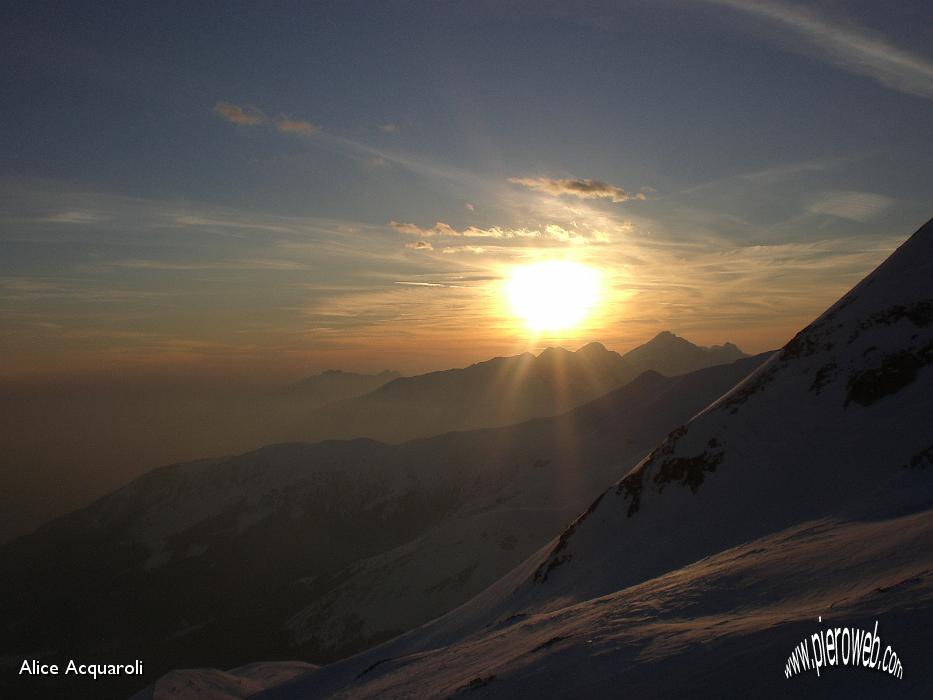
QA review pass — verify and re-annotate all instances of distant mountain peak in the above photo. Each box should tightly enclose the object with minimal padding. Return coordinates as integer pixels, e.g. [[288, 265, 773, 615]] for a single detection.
[[577, 340, 608, 352], [644, 331, 692, 347], [645, 330, 698, 345], [622, 331, 748, 377], [536, 346, 573, 359]]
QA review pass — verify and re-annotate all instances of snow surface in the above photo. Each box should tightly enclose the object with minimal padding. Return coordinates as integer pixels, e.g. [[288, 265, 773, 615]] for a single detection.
[[252, 510, 933, 699], [132, 662, 316, 700]]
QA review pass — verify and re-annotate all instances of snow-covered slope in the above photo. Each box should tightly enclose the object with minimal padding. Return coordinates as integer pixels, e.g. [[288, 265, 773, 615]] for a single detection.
[[0, 355, 767, 699], [249, 509, 933, 699], [282, 358, 770, 653], [149, 662, 316, 700], [149, 218, 933, 699]]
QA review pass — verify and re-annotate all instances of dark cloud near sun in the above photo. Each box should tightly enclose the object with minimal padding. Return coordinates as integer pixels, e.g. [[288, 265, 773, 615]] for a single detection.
[[406, 240, 434, 250], [508, 177, 646, 203]]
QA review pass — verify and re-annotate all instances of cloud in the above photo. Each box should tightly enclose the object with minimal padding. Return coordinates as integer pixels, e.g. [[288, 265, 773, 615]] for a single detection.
[[389, 220, 604, 246], [808, 191, 893, 222], [111, 258, 314, 271], [508, 177, 644, 203], [465, 202, 475, 211], [461, 226, 536, 239], [394, 280, 465, 288], [702, 0, 933, 99], [405, 240, 434, 251], [214, 102, 266, 126], [390, 220, 536, 240], [275, 117, 319, 135], [379, 123, 400, 133], [390, 220, 458, 237], [214, 102, 320, 135], [440, 246, 487, 255], [41, 210, 110, 225]]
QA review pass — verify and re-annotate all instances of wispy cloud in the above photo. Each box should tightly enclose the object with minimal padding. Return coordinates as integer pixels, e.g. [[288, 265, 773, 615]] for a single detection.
[[702, 0, 933, 99], [508, 177, 645, 203], [391, 221, 459, 237], [394, 280, 463, 288], [440, 245, 488, 255], [0, 276, 176, 302], [214, 102, 266, 126], [379, 123, 400, 133], [389, 220, 603, 245], [41, 210, 111, 225], [808, 191, 892, 222], [275, 117, 319, 135], [111, 258, 314, 271]]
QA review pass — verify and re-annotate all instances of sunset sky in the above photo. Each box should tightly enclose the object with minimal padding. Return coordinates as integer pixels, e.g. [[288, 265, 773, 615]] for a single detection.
[[2, 1, 932, 381]]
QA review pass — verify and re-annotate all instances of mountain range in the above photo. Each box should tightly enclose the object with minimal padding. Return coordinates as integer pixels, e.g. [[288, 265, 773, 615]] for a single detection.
[[279, 369, 401, 406], [0, 368, 399, 544], [0, 333, 743, 544], [295, 334, 747, 443], [0, 355, 766, 699], [136, 218, 933, 698]]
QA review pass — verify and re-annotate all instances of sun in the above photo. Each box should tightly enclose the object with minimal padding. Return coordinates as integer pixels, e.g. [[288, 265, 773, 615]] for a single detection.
[[506, 260, 602, 332]]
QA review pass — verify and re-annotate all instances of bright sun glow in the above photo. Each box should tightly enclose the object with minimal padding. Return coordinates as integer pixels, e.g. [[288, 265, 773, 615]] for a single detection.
[[506, 260, 602, 332]]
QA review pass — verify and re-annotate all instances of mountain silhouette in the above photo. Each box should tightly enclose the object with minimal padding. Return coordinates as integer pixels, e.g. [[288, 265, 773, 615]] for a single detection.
[[296, 335, 747, 443]]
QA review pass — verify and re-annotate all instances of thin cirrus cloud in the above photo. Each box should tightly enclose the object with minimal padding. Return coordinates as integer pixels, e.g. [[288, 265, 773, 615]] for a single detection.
[[508, 177, 645, 203], [40, 210, 111, 225], [808, 191, 893, 223], [702, 0, 933, 99], [390, 220, 605, 246], [391, 220, 538, 240], [394, 281, 463, 288]]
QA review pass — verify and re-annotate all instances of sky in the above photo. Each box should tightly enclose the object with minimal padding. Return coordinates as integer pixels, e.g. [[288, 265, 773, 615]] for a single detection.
[[2, 0, 932, 381]]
